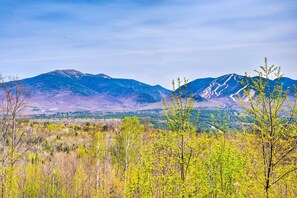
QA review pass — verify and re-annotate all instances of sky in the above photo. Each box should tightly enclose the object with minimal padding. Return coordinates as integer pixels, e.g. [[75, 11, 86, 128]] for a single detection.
[[0, 0, 296, 88]]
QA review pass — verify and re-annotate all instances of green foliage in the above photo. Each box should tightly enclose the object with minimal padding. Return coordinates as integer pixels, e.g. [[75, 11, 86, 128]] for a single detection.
[[202, 137, 247, 197], [74, 164, 88, 197], [4, 167, 19, 198], [77, 144, 87, 158], [112, 116, 144, 173], [240, 58, 297, 197], [164, 78, 198, 133], [111, 116, 145, 195], [163, 78, 199, 197], [0, 120, 295, 197], [23, 162, 42, 198], [44, 168, 61, 198]]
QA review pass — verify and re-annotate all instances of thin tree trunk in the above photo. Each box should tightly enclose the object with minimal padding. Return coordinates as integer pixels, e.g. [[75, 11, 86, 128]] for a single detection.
[[95, 135, 100, 193], [181, 134, 185, 182]]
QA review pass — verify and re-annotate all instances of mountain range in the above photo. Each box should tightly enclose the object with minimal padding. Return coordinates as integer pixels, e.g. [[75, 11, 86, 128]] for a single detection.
[[3, 69, 297, 114]]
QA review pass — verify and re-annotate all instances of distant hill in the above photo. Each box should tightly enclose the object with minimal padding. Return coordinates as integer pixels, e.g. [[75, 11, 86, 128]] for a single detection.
[[19, 69, 170, 113], [2, 70, 296, 114], [185, 73, 297, 102]]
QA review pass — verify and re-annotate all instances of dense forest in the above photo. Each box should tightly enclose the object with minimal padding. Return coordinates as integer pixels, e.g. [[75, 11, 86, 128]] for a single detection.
[[0, 61, 297, 197]]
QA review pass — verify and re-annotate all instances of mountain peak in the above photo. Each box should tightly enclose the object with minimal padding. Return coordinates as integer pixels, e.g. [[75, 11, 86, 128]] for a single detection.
[[52, 69, 83, 75], [96, 73, 112, 79], [220, 73, 242, 78], [49, 70, 112, 79], [50, 69, 84, 79]]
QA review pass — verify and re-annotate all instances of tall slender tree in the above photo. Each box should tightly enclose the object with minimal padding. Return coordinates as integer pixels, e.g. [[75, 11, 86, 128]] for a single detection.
[[240, 58, 297, 197], [111, 116, 144, 196], [163, 78, 198, 196], [0, 76, 33, 197]]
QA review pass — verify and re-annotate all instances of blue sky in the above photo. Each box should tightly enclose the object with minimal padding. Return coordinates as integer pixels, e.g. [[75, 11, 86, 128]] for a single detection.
[[0, 0, 296, 88]]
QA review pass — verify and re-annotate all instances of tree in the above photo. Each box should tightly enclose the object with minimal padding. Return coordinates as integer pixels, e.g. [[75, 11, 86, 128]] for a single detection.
[[111, 116, 145, 195], [89, 130, 107, 195], [240, 58, 297, 197], [0, 76, 35, 197], [163, 78, 198, 196], [200, 108, 247, 197], [202, 136, 247, 197], [22, 154, 42, 197], [0, 77, 28, 195]]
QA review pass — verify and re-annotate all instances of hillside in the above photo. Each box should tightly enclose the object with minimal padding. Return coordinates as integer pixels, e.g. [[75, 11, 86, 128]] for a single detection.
[[21, 69, 170, 113]]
